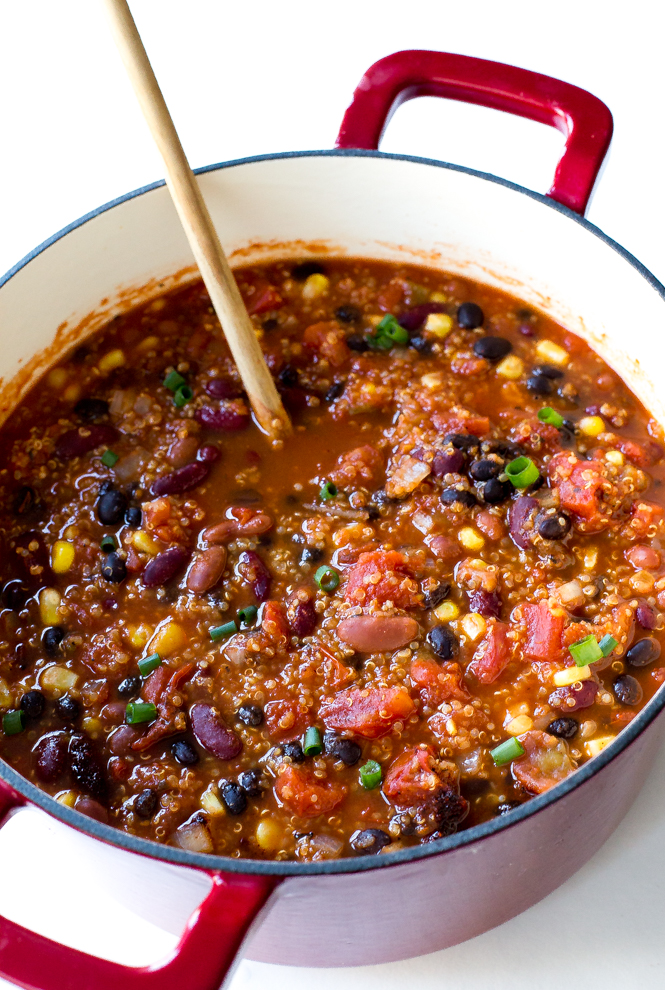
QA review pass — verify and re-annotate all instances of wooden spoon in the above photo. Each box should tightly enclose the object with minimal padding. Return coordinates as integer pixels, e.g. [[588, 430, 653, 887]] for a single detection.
[[102, 0, 291, 440]]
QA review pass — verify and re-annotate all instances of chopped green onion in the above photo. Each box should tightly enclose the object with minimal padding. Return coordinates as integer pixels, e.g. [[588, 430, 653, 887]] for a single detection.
[[138, 652, 162, 677], [173, 384, 194, 408], [100, 534, 117, 552], [368, 331, 394, 351], [2, 710, 25, 736], [164, 370, 186, 391], [125, 701, 157, 725], [370, 314, 409, 349], [314, 564, 340, 593], [238, 605, 258, 627], [599, 633, 618, 657], [302, 726, 323, 756], [505, 455, 540, 488], [209, 620, 238, 642], [101, 449, 119, 468], [538, 407, 565, 429], [319, 481, 338, 500], [490, 737, 526, 766], [359, 759, 382, 789], [569, 634, 602, 667]]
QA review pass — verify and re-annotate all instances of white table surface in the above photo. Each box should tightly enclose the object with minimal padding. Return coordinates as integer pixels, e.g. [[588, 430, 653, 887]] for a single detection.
[[0, 1, 664, 987]]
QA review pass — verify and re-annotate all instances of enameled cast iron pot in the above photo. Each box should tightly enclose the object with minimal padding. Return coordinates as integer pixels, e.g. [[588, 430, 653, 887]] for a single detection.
[[0, 50, 664, 990]]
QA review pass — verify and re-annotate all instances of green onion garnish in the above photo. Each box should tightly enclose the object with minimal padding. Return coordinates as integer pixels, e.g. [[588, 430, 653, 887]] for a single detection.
[[599, 633, 618, 657], [359, 759, 382, 789], [538, 407, 565, 429], [314, 564, 340, 593], [210, 620, 238, 642], [138, 652, 162, 677], [100, 534, 117, 552], [490, 737, 526, 766], [164, 370, 186, 391], [125, 701, 157, 725], [370, 314, 409, 349], [101, 449, 119, 468], [238, 605, 258, 627], [505, 455, 540, 488], [319, 481, 338, 500], [2, 710, 25, 736], [173, 384, 194, 408], [302, 726, 323, 756], [569, 634, 602, 667]]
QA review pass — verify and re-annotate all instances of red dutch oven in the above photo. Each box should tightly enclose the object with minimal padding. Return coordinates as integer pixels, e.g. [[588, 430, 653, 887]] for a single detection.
[[0, 50, 663, 990]]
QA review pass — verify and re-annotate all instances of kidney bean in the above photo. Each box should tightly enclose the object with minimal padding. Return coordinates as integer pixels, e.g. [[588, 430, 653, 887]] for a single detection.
[[108, 756, 132, 782], [151, 461, 210, 497], [75, 796, 109, 824], [13, 530, 53, 586], [196, 401, 250, 431], [196, 444, 221, 464], [55, 424, 118, 460], [186, 546, 227, 593], [431, 447, 465, 477], [190, 703, 242, 759], [69, 734, 107, 800], [34, 732, 68, 783], [475, 509, 506, 542], [508, 496, 539, 551], [626, 545, 661, 570], [397, 302, 448, 333], [549, 679, 598, 712], [636, 602, 657, 630], [203, 507, 273, 543], [468, 589, 502, 619], [337, 614, 419, 652], [143, 546, 190, 588], [108, 724, 141, 755], [237, 550, 271, 602], [204, 378, 243, 399], [287, 590, 318, 637], [167, 435, 199, 467], [100, 702, 127, 725]]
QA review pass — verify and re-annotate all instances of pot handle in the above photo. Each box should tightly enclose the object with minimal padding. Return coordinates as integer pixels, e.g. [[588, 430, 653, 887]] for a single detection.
[[335, 50, 613, 216], [0, 783, 278, 990]]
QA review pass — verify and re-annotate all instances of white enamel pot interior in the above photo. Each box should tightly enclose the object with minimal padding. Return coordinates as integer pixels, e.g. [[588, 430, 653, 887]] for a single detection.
[[2, 150, 665, 969]]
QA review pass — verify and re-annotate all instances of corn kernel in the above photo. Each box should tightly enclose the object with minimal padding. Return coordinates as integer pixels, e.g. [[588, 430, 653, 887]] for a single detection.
[[434, 601, 459, 622], [82, 717, 102, 737], [51, 540, 75, 574], [429, 291, 447, 303], [506, 715, 534, 735], [605, 449, 624, 466], [553, 665, 591, 687], [579, 416, 604, 437], [583, 548, 598, 572], [147, 297, 166, 312], [47, 367, 68, 389], [0, 678, 13, 709], [98, 348, 126, 374], [255, 818, 283, 852], [535, 339, 569, 366], [301, 273, 329, 300], [584, 735, 614, 758], [201, 784, 226, 816], [496, 354, 524, 380], [458, 527, 485, 551], [39, 588, 61, 626], [41, 664, 78, 696], [420, 373, 443, 390], [136, 334, 160, 353], [149, 620, 187, 657], [629, 569, 656, 593], [460, 612, 487, 641], [132, 530, 162, 556], [424, 313, 453, 338], [127, 622, 153, 650], [64, 384, 82, 404], [56, 790, 77, 808]]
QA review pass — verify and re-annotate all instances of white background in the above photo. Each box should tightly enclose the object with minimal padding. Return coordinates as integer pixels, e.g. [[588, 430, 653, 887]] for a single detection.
[[0, 1, 664, 988]]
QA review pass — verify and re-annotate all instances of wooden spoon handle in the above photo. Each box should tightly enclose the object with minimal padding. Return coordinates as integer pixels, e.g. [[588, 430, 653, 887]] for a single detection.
[[102, 0, 291, 439]]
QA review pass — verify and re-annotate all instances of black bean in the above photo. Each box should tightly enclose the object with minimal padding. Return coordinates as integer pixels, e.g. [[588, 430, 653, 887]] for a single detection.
[[300, 547, 324, 566], [96, 489, 128, 526], [74, 398, 110, 421], [547, 717, 578, 739], [219, 780, 248, 815], [69, 734, 107, 800], [262, 318, 278, 332], [444, 433, 480, 452], [533, 364, 564, 380], [12, 485, 39, 516], [526, 374, 553, 396], [292, 261, 325, 281], [101, 552, 127, 584], [56, 695, 80, 721], [346, 334, 369, 352], [2, 580, 29, 611], [495, 801, 522, 817], [117, 676, 141, 698], [282, 740, 305, 763], [482, 478, 513, 504], [237, 703, 264, 727], [135, 788, 159, 819], [626, 638, 661, 668], [613, 674, 643, 706], [536, 511, 571, 540], [171, 739, 199, 765], [441, 487, 477, 508], [323, 731, 362, 766], [278, 365, 299, 388], [42, 626, 65, 655], [335, 305, 361, 323], [238, 769, 264, 797], [422, 582, 451, 609], [325, 381, 346, 403], [485, 439, 524, 459], [428, 625, 459, 660], [20, 690, 45, 719], [473, 336, 512, 361], [409, 336, 433, 354], [350, 828, 392, 855], [469, 458, 501, 481], [457, 302, 484, 329], [124, 505, 142, 527]]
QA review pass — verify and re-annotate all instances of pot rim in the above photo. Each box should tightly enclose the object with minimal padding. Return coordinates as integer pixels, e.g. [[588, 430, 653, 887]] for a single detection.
[[2, 147, 664, 878]]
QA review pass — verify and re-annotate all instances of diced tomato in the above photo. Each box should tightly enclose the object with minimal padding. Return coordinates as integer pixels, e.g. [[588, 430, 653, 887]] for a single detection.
[[264, 698, 309, 740], [303, 322, 350, 367], [186, 328, 212, 359], [245, 281, 284, 316], [320, 685, 415, 738], [142, 497, 172, 531], [449, 354, 488, 377], [330, 445, 384, 488], [344, 550, 421, 608], [383, 746, 443, 806], [377, 277, 407, 313], [133, 663, 195, 751], [548, 452, 611, 532], [261, 601, 290, 644], [274, 764, 346, 818], [321, 655, 356, 691], [432, 408, 490, 437], [612, 437, 661, 468], [510, 417, 561, 454], [512, 730, 575, 794], [467, 620, 512, 684], [623, 499, 665, 541], [410, 658, 470, 707], [522, 602, 566, 661]]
